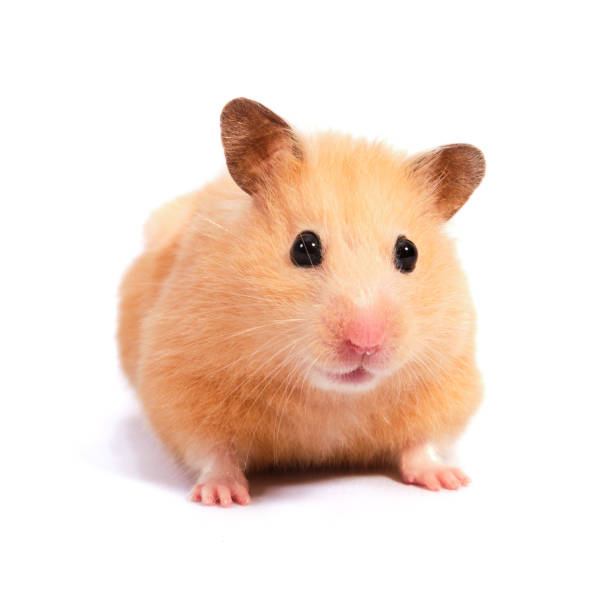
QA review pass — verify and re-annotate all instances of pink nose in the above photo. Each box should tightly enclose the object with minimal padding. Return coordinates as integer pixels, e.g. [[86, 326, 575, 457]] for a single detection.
[[345, 315, 385, 355]]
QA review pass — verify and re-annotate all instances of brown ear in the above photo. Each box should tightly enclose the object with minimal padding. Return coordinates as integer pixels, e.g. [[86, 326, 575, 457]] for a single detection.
[[410, 144, 485, 220], [220, 98, 302, 196]]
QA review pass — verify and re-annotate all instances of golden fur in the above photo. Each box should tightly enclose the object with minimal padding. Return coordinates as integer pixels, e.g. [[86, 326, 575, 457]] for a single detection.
[[118, 126, 483, 475]]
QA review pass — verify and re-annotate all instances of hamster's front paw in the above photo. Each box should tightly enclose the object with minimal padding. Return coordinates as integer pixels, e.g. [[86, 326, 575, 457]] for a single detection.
[[187, 446, 250, 507], [399, 443, 470, 491], [189, 477, 250, 507]]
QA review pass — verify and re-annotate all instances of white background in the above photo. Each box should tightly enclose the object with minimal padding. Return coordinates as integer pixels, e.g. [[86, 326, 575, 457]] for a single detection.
[[2, 1, 611, 610]]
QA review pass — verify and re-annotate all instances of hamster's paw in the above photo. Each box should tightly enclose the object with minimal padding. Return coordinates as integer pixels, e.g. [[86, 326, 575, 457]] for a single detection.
[[399, 443, 470, 491], [189, 478, 250, 507], [187, 447, 250, 507]]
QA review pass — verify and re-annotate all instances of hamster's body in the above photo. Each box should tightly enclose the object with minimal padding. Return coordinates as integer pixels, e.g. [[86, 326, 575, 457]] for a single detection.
[[118, 100, 485, 506]]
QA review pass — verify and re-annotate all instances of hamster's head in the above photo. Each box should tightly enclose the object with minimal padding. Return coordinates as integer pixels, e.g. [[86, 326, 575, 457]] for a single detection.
[[217, 98, 485, 395]]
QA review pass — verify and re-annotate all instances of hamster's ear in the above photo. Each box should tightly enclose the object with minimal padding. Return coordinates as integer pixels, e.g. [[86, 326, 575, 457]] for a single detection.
[[220, 98, 302, 196], [409, 144, 485, 220]]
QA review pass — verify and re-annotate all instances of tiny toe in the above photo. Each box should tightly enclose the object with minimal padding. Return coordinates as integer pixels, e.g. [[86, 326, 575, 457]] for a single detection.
[[451, 468, 471, 486], [188, 485, 202, 503], [201, 485, 217, 506], [232, 487, 250, 505], [439, 471, 460, 490], [217, 485, 233, 507], [422, 473, 441, 491]]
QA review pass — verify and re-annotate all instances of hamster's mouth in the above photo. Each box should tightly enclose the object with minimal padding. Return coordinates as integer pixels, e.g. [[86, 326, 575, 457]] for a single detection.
[[310, 363, 383, 393], [312, 365, 377, 390], [326, 366, 374, 385]]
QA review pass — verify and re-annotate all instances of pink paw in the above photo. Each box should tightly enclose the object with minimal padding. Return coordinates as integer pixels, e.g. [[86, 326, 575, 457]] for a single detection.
[[401, 466, 470, 491], [189, 479, 250, 507], [399, 443, 470, 492]]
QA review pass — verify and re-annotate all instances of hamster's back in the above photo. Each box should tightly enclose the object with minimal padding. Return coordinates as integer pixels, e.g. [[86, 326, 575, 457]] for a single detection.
[[117, 198, 188, 383]]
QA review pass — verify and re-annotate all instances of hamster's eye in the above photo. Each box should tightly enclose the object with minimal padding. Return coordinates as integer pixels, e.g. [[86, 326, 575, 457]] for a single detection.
[[290, 231, 323, 267], [394, 236, 418, 273]]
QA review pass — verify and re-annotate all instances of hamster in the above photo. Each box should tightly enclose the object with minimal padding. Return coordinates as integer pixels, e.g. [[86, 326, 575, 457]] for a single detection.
[[118, 98, 485, 507]]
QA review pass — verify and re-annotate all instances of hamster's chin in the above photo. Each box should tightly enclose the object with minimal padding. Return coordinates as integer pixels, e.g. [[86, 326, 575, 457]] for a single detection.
[[310, 366, 381, 394]]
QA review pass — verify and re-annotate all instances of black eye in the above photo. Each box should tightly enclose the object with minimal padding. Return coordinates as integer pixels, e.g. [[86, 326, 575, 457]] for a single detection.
[[394, 236, 418, 273], [290, 231, 323, 267]]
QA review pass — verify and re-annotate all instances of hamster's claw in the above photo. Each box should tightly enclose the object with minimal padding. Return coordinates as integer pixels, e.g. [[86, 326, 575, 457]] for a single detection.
[[189, 480, 250, 507], [399, 443, 470, 492]]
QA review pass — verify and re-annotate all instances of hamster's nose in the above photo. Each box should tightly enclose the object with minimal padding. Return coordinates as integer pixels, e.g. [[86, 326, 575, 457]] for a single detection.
[[344, 315, 385, 355]]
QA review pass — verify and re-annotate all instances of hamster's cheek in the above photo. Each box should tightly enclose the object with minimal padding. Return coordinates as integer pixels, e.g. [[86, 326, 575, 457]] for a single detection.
[[385, 315, 419, 367]]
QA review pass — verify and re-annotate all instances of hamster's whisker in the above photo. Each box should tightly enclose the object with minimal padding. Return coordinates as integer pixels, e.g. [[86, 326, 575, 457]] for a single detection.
[[276, 341, 318, 400], [239, 339, 311, 464], [223, 319, 307, 340], [408, 350, 451, 395], [270, 356, 305, 462], [270, 341, 323, 462], [236, 335, 317, 455], [192, 214, 240, 237], [180, 337, 310, 459], [186, 336, 305, 460], [223, 335, 307, 398], [201, 335, 300, 378], [180, 332, 292, 378]]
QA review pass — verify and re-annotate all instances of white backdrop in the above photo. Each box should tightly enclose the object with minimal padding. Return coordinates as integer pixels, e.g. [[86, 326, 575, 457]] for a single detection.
[[2, 1, 611, 610]]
